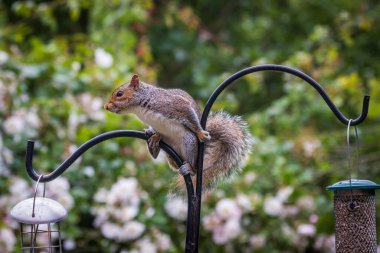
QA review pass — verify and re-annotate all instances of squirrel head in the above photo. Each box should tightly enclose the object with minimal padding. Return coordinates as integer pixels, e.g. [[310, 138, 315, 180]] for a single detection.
[[104, 74, 143, 113]]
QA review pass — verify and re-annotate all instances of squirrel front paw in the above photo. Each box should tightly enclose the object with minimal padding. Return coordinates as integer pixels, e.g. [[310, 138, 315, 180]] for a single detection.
[[145, 128, 161, 159], [196, 130, 211, 142]]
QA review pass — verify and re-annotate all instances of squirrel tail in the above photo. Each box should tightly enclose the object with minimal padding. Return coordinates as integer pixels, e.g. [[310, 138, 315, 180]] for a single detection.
[[170, 111, 253, 198]]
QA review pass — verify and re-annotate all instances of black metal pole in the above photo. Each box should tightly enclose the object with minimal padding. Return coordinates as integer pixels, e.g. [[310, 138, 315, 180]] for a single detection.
[[193, 64, 370, 252]]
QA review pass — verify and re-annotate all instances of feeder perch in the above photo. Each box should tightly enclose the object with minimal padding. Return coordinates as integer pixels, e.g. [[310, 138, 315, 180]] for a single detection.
[[10, 178, 67, 253], [327, 179, 380, 253]]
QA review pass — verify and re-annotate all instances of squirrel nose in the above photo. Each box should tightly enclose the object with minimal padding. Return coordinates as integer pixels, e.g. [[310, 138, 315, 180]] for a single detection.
[[104, 103, 110, 110]]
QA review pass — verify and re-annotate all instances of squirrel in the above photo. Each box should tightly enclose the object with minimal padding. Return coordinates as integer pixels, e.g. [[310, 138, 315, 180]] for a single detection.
[[104, 74, 253, 197]]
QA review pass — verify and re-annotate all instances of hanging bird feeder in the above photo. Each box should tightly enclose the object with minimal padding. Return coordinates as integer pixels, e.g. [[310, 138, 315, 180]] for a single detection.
[[327, 179, 380, 253], [327, 120, 380, 253], [10, 176, 67, 253]]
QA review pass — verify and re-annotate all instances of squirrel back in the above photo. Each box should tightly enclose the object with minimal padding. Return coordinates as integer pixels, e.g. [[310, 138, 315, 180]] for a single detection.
[[171, 110, 253, 198]]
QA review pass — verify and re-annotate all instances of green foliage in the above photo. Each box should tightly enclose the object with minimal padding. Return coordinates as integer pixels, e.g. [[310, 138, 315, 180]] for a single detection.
[[1, 0, 379, 252]]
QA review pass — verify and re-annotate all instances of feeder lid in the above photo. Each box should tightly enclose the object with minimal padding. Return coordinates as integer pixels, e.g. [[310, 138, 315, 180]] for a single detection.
[[10, 197, 67, 224], [327, 179, 380, 191]]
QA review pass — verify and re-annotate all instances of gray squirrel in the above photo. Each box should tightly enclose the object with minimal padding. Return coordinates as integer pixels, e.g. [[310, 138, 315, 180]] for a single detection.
[[104, 75, 253, 196]]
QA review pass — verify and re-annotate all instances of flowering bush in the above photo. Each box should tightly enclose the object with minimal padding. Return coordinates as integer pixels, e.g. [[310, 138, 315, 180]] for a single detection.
[[1, 1, 380, 253]]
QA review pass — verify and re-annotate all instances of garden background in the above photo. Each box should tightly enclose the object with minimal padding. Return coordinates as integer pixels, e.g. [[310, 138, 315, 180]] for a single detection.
[[1, 1, 380, 252]]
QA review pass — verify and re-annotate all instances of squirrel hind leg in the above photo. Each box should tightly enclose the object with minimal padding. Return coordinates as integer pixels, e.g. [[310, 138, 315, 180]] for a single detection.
[[181, 131, 198, 174]]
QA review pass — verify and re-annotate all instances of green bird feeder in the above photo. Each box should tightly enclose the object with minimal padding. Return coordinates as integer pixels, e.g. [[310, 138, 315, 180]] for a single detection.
[[327, 179, 380, 253]]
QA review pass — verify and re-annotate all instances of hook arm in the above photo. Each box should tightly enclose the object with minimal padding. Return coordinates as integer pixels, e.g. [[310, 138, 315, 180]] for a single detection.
[[201, 64, 369, 127], [25, 129, 197, 253], [25, 130, 196, 252], [25, 130, 187, 182]]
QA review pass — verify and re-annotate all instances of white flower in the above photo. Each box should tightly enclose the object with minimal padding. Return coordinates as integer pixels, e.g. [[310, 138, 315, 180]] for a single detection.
[[137, 237, 157, 253], [77, 93, 105, 121], [282, 206, 300, 217], [92, 207, 108, 227], [9, 177, 31, 203], [40, 177, 73, 210], [95, 48, 113, 68], [145, 207, 155, 218], [0, 228, 16, 252], [83, 166, 95, 177], [297, 196, 315, 212], [0, 51, 9, 64], [212, 225, 230, 245], [78, 93, 105, 121], [314, 234, 335, 253], [203, 213, 222, 230], [297, 223, 316, 237], [47, 177, 70, 193], [302, 139, 321, 157], [244, 171, 256, 184], [94, 188, 108, 203], [215, 199, 242, 220], [68, 110, 79, 138], [276, 186, 293, 202], [35, 224, 59, 246], [235, 194, 253, 212], [155, 232, 172, 251], [224, 218, 241, 238], [26, 110, 41, 129], [56, 192, 74, 210], [3, 109, 41, 137], [3, 114, 25, 135], [164, 198, 188, 221], [121, 250, 139, 253], [309, 214, 319, 224], [101, 222, 121, 240], [71, 61, 81, 72], [118, 206, 139, 222], [263, 196, 283, 216], [2, 147, 14, 165], [249, 235, 266, 249], [63, 239, 76, 250], [108, 177, 139, 205], [92, 177, 145, 232], [121, 221, 145, 241]]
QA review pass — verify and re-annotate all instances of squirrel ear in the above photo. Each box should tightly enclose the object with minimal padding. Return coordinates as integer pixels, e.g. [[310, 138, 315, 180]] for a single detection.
[[130, 74, 140, 90]]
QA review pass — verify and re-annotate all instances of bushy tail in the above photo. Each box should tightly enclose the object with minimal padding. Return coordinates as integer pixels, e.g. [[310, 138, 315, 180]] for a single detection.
[[170, 111, 253, 198]]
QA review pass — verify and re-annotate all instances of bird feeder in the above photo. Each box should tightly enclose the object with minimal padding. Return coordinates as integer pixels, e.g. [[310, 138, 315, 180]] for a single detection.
[[327, 179, 380, 253], [10, 177, 67, 253]]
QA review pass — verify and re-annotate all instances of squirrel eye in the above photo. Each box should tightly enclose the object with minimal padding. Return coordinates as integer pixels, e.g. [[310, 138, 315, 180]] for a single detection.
[[116, 91, 124, 97]]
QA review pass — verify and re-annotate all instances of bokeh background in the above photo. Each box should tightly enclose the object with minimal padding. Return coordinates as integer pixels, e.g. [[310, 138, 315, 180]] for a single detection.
[[1, 1, 380, 252]]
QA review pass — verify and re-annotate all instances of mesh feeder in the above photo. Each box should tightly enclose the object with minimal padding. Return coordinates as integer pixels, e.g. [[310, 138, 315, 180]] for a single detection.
[[10, 176, 67, 253], [327, 179, 380, 253]]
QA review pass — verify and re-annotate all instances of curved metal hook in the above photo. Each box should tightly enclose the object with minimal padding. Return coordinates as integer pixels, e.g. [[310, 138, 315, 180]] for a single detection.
[[25, 130, 196, 253], [26, 130, 185, 182], [201, 64, 369, 127]]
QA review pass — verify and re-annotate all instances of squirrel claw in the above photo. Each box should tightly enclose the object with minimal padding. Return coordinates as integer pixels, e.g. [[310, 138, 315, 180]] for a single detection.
[[197, 130, 211, 142], [144, 127, 156, 138], [179, 163, 195, 176]]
